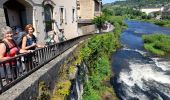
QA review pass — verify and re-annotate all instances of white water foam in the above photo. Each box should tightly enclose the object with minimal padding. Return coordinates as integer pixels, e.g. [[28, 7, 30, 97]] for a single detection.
[[120, 61, 170, 87], [122, 48, 147, 55], [119, 61, 170, 99], [151, 57, 170, 71]]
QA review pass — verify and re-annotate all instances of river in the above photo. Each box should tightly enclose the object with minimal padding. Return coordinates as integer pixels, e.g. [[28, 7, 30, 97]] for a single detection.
[[111, 20, 170, 100]]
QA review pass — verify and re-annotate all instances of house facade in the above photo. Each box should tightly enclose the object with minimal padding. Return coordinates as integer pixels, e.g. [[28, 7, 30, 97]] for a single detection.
[[0, 0, 78, 43], [77, 0, 102, 35]]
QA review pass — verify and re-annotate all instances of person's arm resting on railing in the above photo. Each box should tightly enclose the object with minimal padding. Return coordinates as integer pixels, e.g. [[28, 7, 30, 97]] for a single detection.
[[22, 36, 36, 50]]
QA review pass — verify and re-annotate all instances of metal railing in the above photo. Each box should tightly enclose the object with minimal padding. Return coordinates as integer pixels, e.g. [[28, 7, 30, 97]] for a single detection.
[[0, 34, 92, 94]]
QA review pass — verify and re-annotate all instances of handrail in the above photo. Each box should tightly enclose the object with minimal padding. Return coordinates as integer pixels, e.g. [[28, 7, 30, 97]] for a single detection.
[[0, 34, 93, 94]]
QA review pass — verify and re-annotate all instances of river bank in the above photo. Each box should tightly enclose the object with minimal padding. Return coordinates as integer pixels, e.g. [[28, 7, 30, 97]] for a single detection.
[[81, 33, 120, 100], [142, 34, 170, 56], [111, 20, 170, 100], [81, 16, 126, 100]]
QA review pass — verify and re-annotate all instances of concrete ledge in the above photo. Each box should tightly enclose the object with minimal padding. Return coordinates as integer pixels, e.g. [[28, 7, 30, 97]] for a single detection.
[[0, 44, 80, 100]]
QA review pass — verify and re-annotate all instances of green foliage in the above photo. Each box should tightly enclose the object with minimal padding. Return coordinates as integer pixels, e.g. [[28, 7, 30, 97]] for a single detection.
[[139, 19, 170, 28], [142, 34, 170, 55], [68, 65, 75, 74], [92, 15, 107, 32], [55, 80, 71, 96], [37, 81, 50, 100], [107, 16, 127, 38], [102, 8, 113, 16], [81, 13, 125, 99], [45, 20, 55, 31], [154, 20, 170, 27], [162, 15, 170, 20], [144, 43, 165, 55], [103, 0, 170, 21], [81, 33, 121, 99], [83, 83, 101, 100], [102, 5, 148, 20]]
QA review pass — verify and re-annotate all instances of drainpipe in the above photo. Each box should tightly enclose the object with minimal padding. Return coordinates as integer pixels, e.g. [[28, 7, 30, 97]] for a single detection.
[[33, 8, 39, 36]]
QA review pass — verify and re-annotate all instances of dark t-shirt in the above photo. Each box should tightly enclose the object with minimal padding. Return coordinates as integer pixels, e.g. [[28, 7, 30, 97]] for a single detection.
[[26, 35, 37, 50]]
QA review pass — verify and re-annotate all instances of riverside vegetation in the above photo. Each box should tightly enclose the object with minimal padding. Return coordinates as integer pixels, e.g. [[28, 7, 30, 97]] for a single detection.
[[81, 33, 119, 100], [81, 15, 126, 99], [142, 34, 170, 56], [142, 19, 170, 28]]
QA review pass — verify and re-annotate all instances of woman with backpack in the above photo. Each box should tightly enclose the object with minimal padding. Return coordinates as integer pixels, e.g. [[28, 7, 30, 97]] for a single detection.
[[0, 26, 29, 80]]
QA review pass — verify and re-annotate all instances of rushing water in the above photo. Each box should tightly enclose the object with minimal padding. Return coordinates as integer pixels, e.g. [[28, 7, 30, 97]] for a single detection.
[[111, 20, 170, 100]]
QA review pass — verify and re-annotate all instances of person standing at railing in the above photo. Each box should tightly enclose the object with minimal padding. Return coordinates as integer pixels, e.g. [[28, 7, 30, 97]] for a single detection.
[[21, 24, 45, 50], [0, 26, 29, 80], [21, 24, 45, 71]]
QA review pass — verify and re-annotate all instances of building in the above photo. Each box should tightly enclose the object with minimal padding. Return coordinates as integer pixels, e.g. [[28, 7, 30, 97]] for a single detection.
[[162, 5, 170, 17], [140, 7, 164, 15], [0, 0, 78, 43], [77, 0, 102, 35]]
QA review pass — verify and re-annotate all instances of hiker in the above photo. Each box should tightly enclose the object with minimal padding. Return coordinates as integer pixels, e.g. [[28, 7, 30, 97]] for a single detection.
[[0, 26, 29, 79]]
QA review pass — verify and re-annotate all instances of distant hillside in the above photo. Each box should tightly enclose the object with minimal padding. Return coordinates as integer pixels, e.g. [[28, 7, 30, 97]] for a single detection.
[[104, 0, 170, 8]]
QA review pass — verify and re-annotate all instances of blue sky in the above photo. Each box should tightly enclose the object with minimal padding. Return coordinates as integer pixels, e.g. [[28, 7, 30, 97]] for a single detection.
[[102, 0, 124, 4], [102, 0, 118, 4]]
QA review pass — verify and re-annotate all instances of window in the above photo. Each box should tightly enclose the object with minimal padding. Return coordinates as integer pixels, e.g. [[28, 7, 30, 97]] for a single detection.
[[65, 8, 67, 24], [95, 2, 100, 11], [44, 4, 53, 32], [60, 7, 64, 25], [72, 9, 75, 22]]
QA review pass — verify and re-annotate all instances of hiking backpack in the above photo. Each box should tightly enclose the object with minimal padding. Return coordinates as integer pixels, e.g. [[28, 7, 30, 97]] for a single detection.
[[13, 32, 26, 47]]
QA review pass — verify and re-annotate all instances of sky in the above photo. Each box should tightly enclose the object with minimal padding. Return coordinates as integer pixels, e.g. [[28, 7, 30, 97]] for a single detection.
[[102, 0, 118, 4], [102, 0, 123, 4]]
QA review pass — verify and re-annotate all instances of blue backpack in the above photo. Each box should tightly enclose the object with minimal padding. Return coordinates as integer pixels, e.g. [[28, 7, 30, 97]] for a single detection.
[[13, 32, 26, 47]]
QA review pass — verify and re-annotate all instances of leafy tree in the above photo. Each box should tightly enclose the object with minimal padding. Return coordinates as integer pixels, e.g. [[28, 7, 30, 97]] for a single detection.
[[102, 8, 113, 16], [92, 15, 107, 33]]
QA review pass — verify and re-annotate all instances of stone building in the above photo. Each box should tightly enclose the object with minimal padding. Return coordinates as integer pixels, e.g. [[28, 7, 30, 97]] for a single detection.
[[77, 0, 102, 35], [0, 0, 78, 43]]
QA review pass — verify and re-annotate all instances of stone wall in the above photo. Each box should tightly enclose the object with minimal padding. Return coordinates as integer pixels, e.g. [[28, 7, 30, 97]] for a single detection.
[[78, 24, 96, 35], [78, 0, 94, 19], [0, 8, 6, 39]]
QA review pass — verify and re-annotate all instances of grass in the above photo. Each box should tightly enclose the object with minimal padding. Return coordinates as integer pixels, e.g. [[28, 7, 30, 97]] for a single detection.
[[142, 34, 170, 56]]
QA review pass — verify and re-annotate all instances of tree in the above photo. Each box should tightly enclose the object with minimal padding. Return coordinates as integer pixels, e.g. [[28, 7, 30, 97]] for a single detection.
[[102, 8, 113, 16], [92, 15, 107, 33]]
